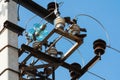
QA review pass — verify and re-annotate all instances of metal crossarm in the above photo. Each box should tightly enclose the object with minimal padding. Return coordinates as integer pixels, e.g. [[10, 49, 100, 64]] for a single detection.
[[12, 0, 56, 24]]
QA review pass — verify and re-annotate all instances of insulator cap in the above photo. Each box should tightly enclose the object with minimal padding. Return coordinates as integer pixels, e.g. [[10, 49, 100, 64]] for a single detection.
[[93, 39, 106, 55], [70, 63, 81, 79], [47, 2, 59, 13]]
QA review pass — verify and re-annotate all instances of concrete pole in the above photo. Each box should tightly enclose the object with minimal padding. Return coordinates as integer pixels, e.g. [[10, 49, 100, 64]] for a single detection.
[[0, 0, 18, 80]]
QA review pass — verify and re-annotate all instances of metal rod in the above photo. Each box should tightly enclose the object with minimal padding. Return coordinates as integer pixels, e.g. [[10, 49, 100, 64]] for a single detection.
[[21, 54, 32, 64], [62, 42, 81, 61], [52, 67, 55, 80]]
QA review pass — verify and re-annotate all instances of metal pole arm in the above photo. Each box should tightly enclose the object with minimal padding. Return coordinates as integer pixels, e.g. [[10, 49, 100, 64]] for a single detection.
[[12, 0, 56, 24], [78, 55, 100, 78]]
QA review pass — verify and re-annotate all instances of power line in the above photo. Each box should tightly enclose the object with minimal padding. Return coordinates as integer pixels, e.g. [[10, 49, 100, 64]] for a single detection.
[[74, 14, 111, 46], [107, 45, 120, 54], [87, 71, 106, 80]]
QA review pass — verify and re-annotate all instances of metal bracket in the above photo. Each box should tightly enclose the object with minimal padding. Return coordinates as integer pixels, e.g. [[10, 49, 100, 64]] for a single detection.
[[4, 20, 25, 36]]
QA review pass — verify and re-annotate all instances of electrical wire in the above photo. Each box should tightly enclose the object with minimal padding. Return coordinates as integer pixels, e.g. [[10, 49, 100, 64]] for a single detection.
[[24, 8, 54, 31], [31, 2, 64, 25], [107, 45, 120, 53], [17, 0, 20, 21], [24, 10, 54, 30], [87, 71, 106, 80], [24, 15, 37, 31], [74, 14, 111, 46], [39, 10, 54, 24], [75, 14, 120, 54]]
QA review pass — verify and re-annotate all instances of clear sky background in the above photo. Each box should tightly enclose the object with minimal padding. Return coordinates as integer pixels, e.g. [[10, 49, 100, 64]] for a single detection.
[[18, 0, 120, 80]]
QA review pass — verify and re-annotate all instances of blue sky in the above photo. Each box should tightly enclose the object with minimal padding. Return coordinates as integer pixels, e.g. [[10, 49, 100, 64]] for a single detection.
[[18, 0, 120, 80]]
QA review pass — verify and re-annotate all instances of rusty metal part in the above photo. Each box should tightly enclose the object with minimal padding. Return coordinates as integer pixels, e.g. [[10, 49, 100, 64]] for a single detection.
[[20, 44, 81, 74], [19, 63, 52, 80], [77, 55, 100, 79], [4, 20, 24, 36], [20, 28, 84, 77]]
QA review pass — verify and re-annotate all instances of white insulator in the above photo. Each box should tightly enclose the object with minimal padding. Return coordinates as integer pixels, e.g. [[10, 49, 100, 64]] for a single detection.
[[54, 16, 65, 29]]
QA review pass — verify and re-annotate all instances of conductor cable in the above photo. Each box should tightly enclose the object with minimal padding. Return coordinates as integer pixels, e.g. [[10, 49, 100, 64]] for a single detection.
[[75, 14, 111, 46], [87, 71, 106, 80], [107, 45, 120, 53]]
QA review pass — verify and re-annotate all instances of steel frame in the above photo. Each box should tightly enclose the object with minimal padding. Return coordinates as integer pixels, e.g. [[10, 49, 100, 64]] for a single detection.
[[11, 0, 102, 79]]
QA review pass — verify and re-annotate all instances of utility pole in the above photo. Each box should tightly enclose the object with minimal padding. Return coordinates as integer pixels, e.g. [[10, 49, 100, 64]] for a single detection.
[[0, 0, 23, 80]]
